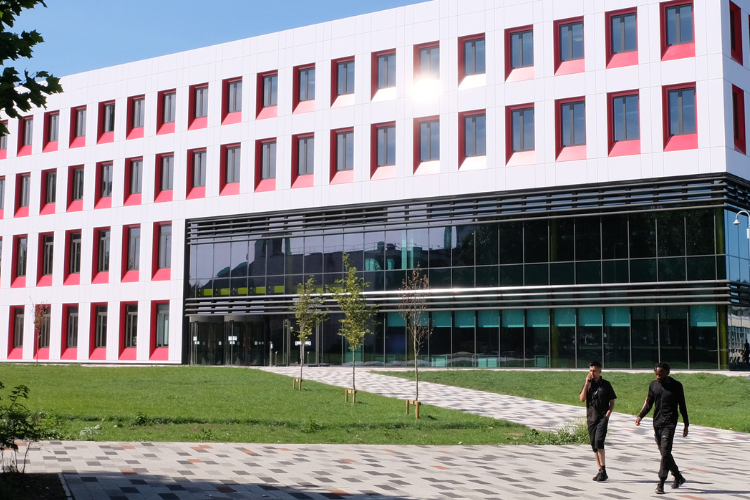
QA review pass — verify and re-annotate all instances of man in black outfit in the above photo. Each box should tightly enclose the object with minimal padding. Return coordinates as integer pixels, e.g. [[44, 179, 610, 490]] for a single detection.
[[579, 360, 616, 482], [635, 361, 689, 494]]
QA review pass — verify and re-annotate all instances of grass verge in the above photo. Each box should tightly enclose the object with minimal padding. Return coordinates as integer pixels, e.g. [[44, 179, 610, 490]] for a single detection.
[[372, 370, 750, 432]]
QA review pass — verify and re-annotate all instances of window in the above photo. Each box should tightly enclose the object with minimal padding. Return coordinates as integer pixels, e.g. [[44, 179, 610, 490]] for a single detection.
[[261, 141, 276, 180], [464, 114, 486, 157], [192, 150, 206, 188], [16, 237, 27, 278], [376, 125, 396, 166], [42, 235, 54, 276], [98, 229, 111, 272], [161, 155, 174, 191], [48, 113, 59, 142], [13, 309, 24, 349], [299, 67, 315, 102], [226, 146, 241, 184], [19, 174, 30, 208], [102, 103, 115, 133], [730, 2, 743, 63], [227, 80, 242, 113], [464, 38, 485, 75], [263, 74, 278, 107], [100, 163, 113, 198], [733, 85, 746, 152], [419, 120, 440, 162], [127, 227, 140, 271], [336, 131, 354, 171], [45, 171, 56, 204], [69, 232, 81, 275], [132, 98, 145, 129], [511, 108, 535, 152], [0, 128, 7, 151], [72, 168, 84, 201], [156, 303, 169, 347], [337, 60, 355, 96], [668, 88, 696, 136], [129, 159, 142, 195], [125, 304, 138, 348], [163, 92, 176, 123], [38, 308, 50, 349], [611, 13, 637, 54], [377, 53, 396, 89], [612, 94, 639, 142], [95, 305, 107, 348], [74, 108, 86, 138], [158, 224, 172, 269], [510, 30, 533, 69], [419, 46, 440, 79], [560, 101, 586, 147], [666, 4, 693, 46], [0, 177, 4, 209], [559, 21, 584, 62], [66, 306, 78, 348], [22, 118, 33, 147], [194, 86, 208, 118], [297, 136, 314, 175]]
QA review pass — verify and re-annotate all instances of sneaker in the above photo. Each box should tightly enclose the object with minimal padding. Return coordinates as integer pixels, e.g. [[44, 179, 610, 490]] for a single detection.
[[596, 470, 608, 482], [655, 483, 665, 495], [671, 474, 686, 489]]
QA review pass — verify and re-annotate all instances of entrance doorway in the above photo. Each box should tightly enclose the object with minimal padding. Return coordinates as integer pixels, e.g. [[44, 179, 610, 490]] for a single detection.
[[189, 315, 270, 366]]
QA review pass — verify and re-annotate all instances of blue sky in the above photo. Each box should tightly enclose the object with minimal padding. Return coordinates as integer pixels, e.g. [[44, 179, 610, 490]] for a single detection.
[[13, 0, 424, 78]]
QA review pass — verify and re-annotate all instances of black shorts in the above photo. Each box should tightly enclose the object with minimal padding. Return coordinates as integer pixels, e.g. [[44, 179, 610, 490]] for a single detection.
[[587, 417, 609, 452]]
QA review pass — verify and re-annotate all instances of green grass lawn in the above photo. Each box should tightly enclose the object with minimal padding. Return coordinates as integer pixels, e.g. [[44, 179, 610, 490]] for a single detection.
[[0, 365, 570, 445], [373, 370, 750, 433]]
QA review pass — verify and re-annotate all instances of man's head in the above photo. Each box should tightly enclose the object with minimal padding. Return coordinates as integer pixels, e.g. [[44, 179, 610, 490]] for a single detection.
[[589, 360, 602, 381], [654, 361, 671, 383]]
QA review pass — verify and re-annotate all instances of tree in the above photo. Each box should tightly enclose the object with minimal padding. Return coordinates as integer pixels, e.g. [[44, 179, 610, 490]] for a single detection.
[[332, 253, 378, 397], [0, 0, 63, 137], [290, 276, 327, 383], [398, 266, 432, 402]]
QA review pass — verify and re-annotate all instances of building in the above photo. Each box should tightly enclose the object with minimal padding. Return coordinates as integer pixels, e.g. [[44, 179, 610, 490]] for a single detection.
[[1, 0, 750, 370]]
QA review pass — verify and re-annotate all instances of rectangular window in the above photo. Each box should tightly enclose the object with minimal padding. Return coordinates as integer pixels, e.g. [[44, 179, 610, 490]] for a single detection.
[[13, 309, 24, 349], [733, 85, 746, 153], [0, 177, 4, 209], [226, 146, 241, 184], [377, 53, 396, 89], [560, 101, 586, 147], [228, 80, 242, 113], [42, 234, 54, 276], [336, 131, 354, 171], [419, 120, 440, 162], [16, 237, 27, 278], [194, 86, 208, 118], [511, 108, 535, 152], [163, 92, 176, 123], [0, 129, 7, 150], [668, 88, 696, 136], [66, 306, 78, 348], [161, 155, 174, 191], [376, 125, 396, 166], [132, 98, 145, 129], [48, 113, 59, 142], [613, 94, 640, 142], [72, 168, 84, 201], [38, 308, 50, 349], [127, 227, 140, 271], [337, 61, 355, 96], [98, 229, 111, 272], [75, 108, 86, 137], [23, 118, 33, 146], [263, 74, 278, 107], [19, 174, 30, 207], [100, 163, 113, 198], [158, 224, 172, 269], [69, 232, 81, 275], [510, 30, 533, 69], [125, 304, 138, 348], [156, 303, 169, 347], [299, 67, 315, 101], [419, 46, 440, 79], [464, 114, 486, 157], [666, 4, 693, 46], [130, 159, 142, 195], [560, 22, 584, 61], [95, 305, 107, 348], [611, 13, 637, 54], [192, 150, 206, 188], [261, 142, 276, 180], [45, 171, 56, 204], [103, 103, 115, 133], [297, 136, 314, 175], [464, 38, 486, 75]]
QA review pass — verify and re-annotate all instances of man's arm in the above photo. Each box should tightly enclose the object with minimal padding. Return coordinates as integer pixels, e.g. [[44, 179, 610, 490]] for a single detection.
[[678, 383, 689, 436], [635, 384, 655, 425], [606, 399, 615, 418], [579, 372, 592, 402]]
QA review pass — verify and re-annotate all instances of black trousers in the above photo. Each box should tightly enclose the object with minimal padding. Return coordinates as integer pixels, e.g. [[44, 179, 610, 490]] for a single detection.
[[653, 425, 680, 479]]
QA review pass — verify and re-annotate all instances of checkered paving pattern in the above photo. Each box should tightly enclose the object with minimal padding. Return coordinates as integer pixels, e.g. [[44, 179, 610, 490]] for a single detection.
[[260, 367, 750, 445], [28, 441, 750, 499]]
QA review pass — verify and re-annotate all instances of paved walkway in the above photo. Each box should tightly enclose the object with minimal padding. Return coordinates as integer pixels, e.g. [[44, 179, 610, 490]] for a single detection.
[[260, 367, 750, 445]]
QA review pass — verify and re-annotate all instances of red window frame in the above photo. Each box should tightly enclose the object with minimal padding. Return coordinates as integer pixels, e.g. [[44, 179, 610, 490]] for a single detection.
[[11, 234, 28, 288], [150, 301, 170, 361], [122, 224, 140, 283], [63, 229, 82, 286], [0, 175, 4, 219], [186, 148, 206, 200], [69, 106, 86, 148], [330, 57, 355, 107], [413, 115, 440, 173], [371, 49, 396, 100], [60, 303, 78, 360], [157, 89, 176, 135], [505, 104, 535, 165], [37, 231, 54, 287], [254, 139, 276, 192], [555, 97, 587, 161], [94, 161, 113, 210], [43, 111, 59, 152], [457, 33, 485, 86], [222, 77, 243, 125], [220, 143, 241, 195], [607, 90, 641, 157], [554, 17, 585, 75], [606, 8, 638, 69], [660, 0, 695, 61], [17, 117, 33, 156], [730, 2, 743, 64], [89, 303, 107, 361], [732, 85, 746, 154], [126, 95, 145, 140], [92, 226, 111, 284], [97, 100, 115, 144], [40, 168, 56, 215], [293, 64, 316, 114], [291, 133, 315, 189], [124, 157, 143, 206], [67, 165, 84, 212], [8, 305, 24, 359], [457, 110, 486, 167], [188, 84, 208, 130], [256, 71, 278, 120], [413, 42, 439, 81], [0, 120, 7, 160], [329, 127, 355, 185], [154, 153, 174, 203], [119, 301, 138, 361], [152, 222, 172, 282], [370, 121, 396, 179], [662, 83, 698, 152], [505, 26, 534, 82], [14, 172, 30, 218]]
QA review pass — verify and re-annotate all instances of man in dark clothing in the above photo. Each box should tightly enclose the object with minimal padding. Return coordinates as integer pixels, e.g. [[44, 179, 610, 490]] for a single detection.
[[635, 361, 689, 494], [579, 360, 616, 482]]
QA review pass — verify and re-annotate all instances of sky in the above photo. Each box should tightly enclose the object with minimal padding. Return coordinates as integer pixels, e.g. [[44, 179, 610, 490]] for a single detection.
[[11, 0, 425, 78]]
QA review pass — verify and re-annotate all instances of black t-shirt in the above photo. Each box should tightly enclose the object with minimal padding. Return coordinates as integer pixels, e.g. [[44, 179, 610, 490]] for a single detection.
[[638, 377, 689, 427], [584, 378, 617, 423]]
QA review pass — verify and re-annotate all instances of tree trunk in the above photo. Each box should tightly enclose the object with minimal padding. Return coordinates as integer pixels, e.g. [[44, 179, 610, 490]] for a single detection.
[[300, 343, 304, 381], [352, 351, 356, 397], [414, 333, 419, 401]]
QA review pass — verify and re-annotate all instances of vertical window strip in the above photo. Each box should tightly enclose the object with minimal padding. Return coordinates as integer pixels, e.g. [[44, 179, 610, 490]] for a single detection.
[[156, 303, 170, 347], [161, 156, 174, 191], [193, 151, 206, 188], [103, 104, 115, 133], [23, 118, 33, 146], [17, 237, 28, 277], [75, 109, 86, 137], [130, 160, 142, 195], [228, 81, 242, 113], [46, 171, 56, 204], [66, 306, 78, 348], [163, 93, 176, 123], [464, 39, 486, 75], [226, 147, 241, 184], [13, 309, 24, 348], [20, 175, 30, 207], [261, 142, 277, 180], [100, 164, 113, 198], [42, 235, 54, 275], [299, 68, 316, 101], [159, 225, 172, 269], [49, 114, 59, 142], [69, 233, 81, 274], [298, 136, 314, 175], [263, 75, 278, 107], [128, 227, 140, 271], [125, 304, 138, 348], [98, 230, 110, 272], [464, 115, 487, 157], [133, 98, 145, 128], [95, 306, 107, 348]]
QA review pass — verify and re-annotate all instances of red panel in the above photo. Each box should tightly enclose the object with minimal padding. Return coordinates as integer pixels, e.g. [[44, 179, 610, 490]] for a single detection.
[[553, 17, 585, 75], [607, 90, 641, 157], [660, 1, 695, 61], [292, 175, 314, 189], [126, 95, 145, 140], [294, 101, 315, 115], [221, 183, 240, 196], [127, 128, 144, 140], [605, 8, 638, 69], [64, 274, 80, 286], [118, 348, 136, 361], [37, 233, 53, 286], [7, 349, 22, 360], [257, 106, 277, 120], [255, 179, 276, 192], [370, 121, 396, 178], [124, 157, 142, 206], [70, 136, 85, 148], [557, 145, 587, 162], [17, 145, 31, 157], [67, 200, 82, 212], [221, 77, 242, 124], [188, 116, 207, 130], [17, 118, 32, 156], [186, 149, 205, 199], [43, 111, 59, 152], [157, 122, 175, 135], [43, 141, 58, 153], [457, 110, 485, 167], [150, 348, 169, 361], [157, 89, 176, 135], [223, 112, 241, 125], [733, 85, 746, 153], [153, 269, 171, 281], [0, 150, 6, 160], [154, 153, 173, 203], [122, 270, 139, 283], [89, 303, 106, 359], [0, 208, 5, 219], [61, 348, 77, 360], [505, 26, 534, 81], [97, 101, 115, 143], [34, 347, 49, 360], [124, 194, 141, 206], [91, 227, 110, 284], [154, 191, 173, 203], [662, 83, 698, 151], [186, 187, 204, 200], [11, 277, 26, 288], [98, 131, 114, 144], [14, 207, 28, 218], [152, 222, 171, 281], [92, 271, 109, 284], [89, 348, 106, 361], [730, 2, 743, 63], [188, 84, 208, 130], [330, 170, 354, 185], [220, 143, 241, 194], [69, 107, 86, 147], [457, 33, 484, 86]]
